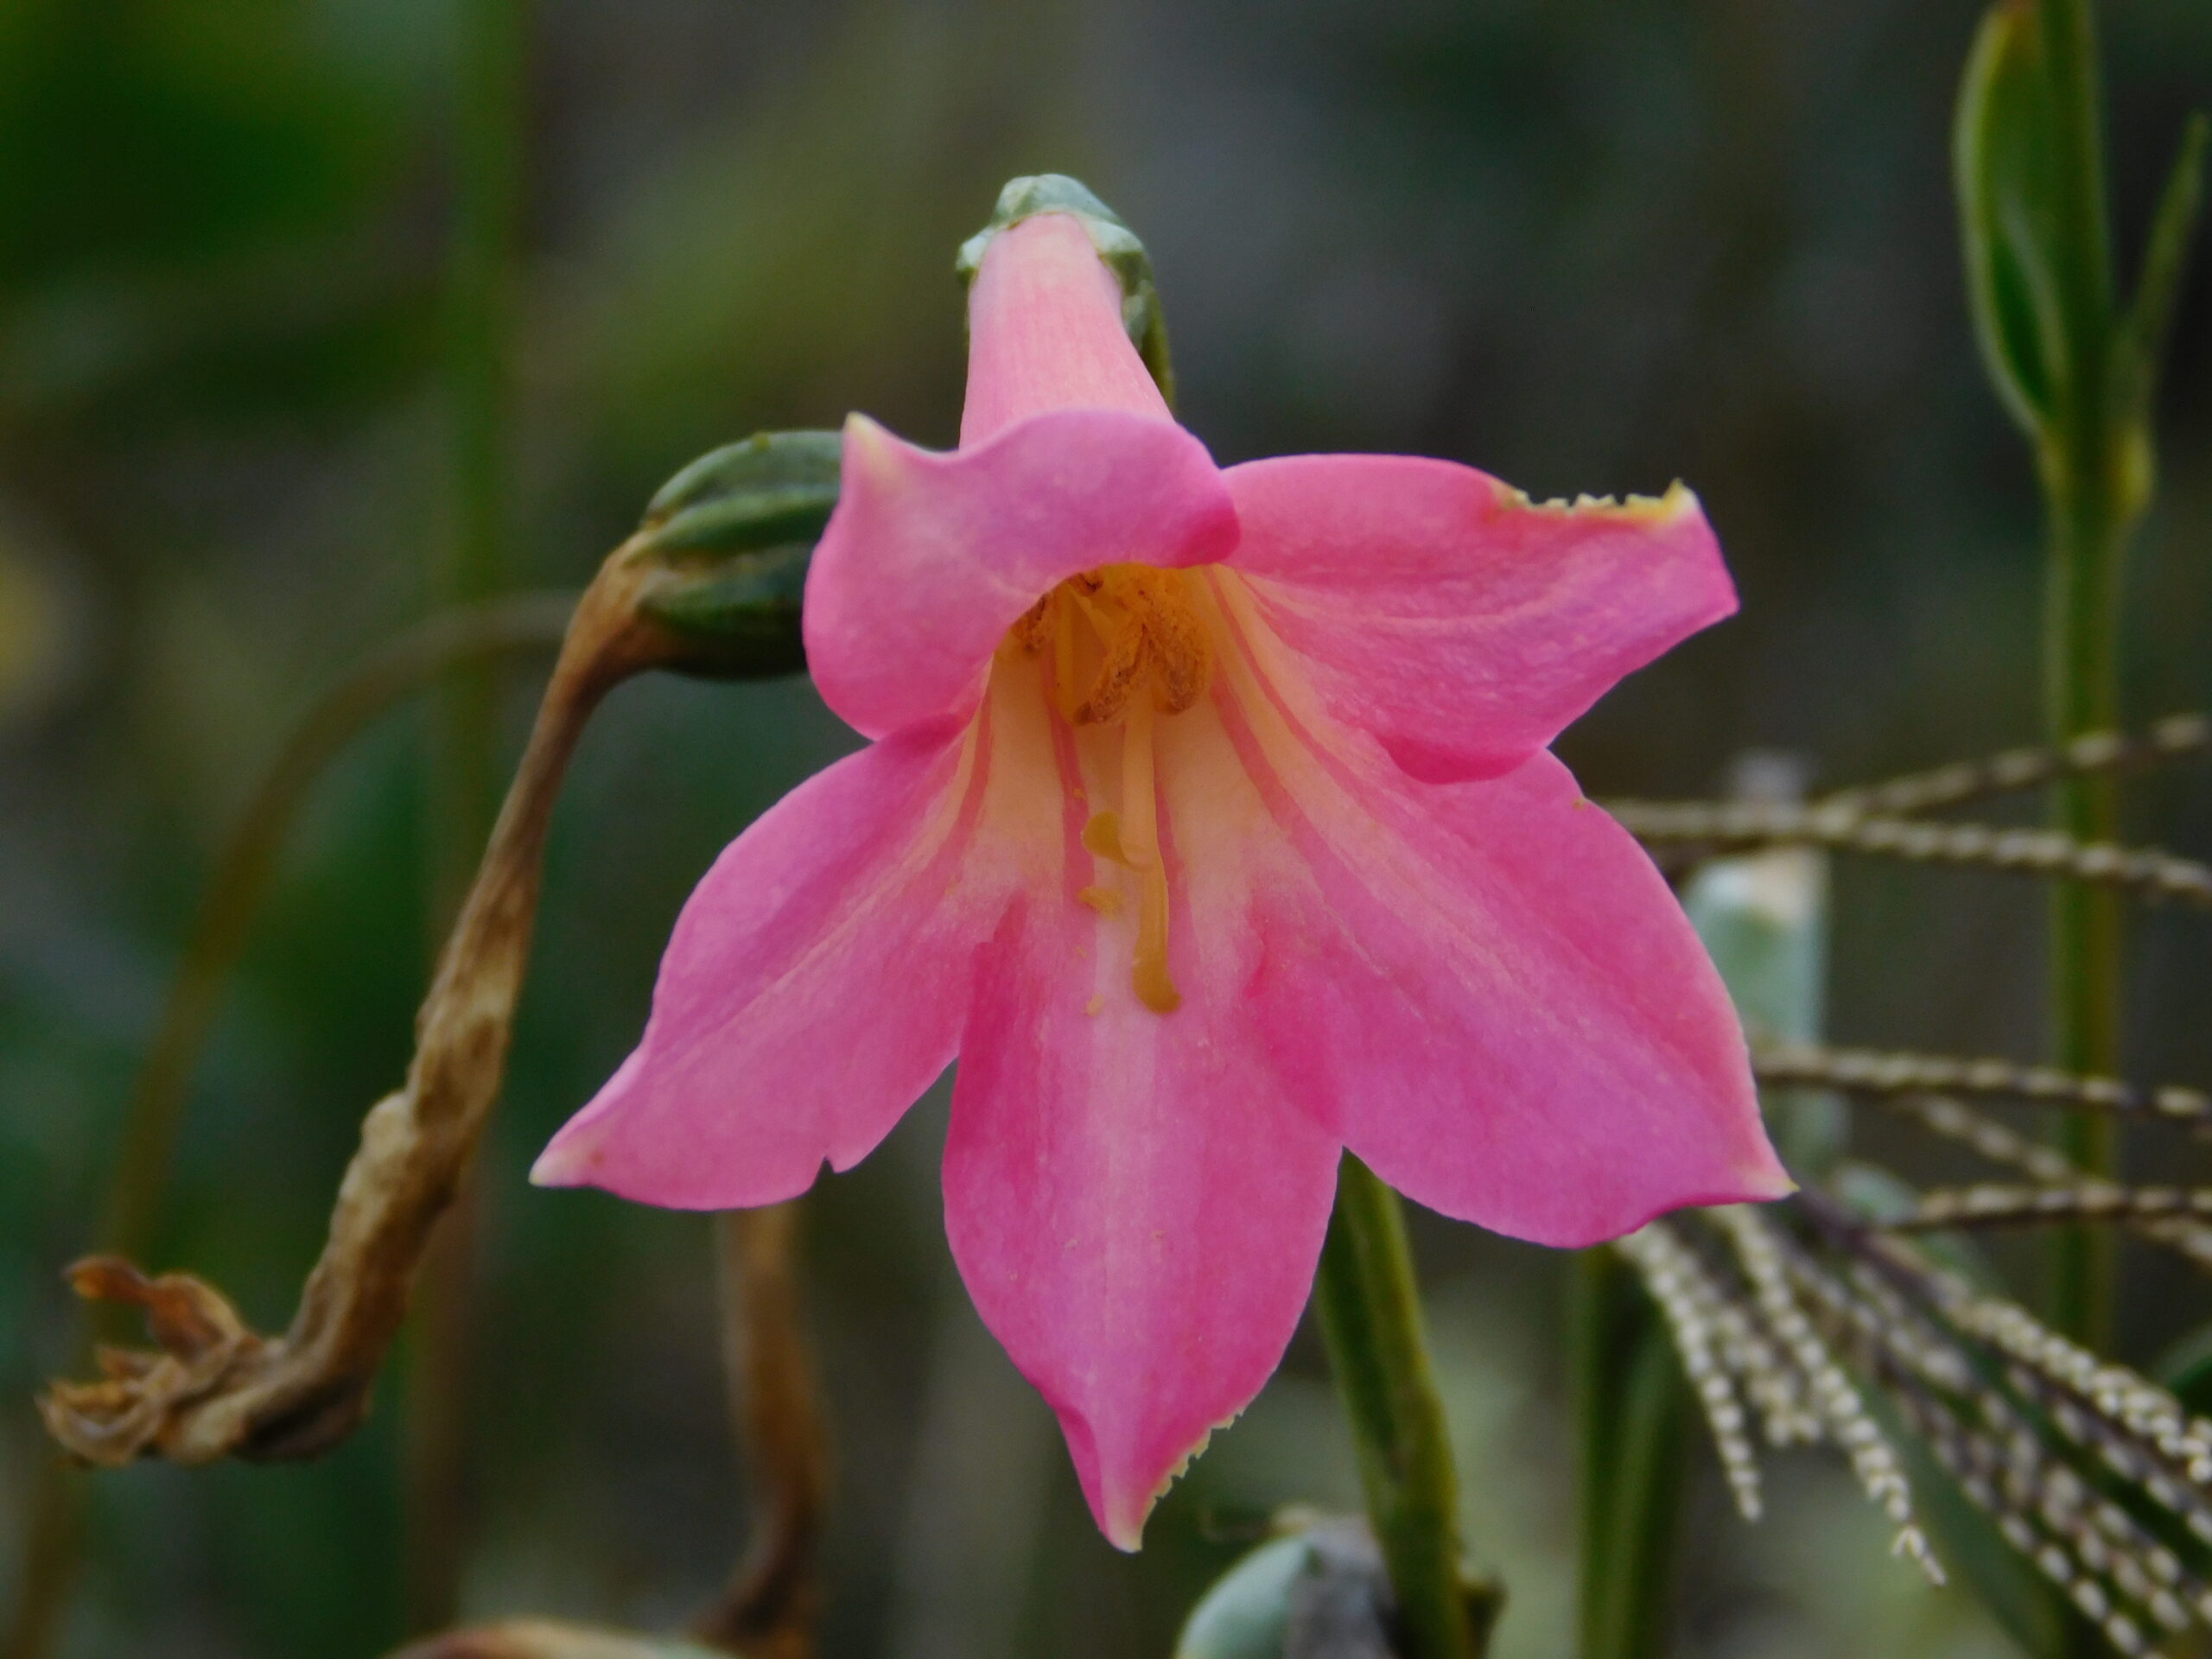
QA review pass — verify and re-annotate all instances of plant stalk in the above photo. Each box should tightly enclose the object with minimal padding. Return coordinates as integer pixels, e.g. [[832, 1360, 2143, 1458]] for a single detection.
[[1313, 1154, 1487, 1659], [1572, 1248, 1690, 1659], [2031, 0, 2130, 1362]]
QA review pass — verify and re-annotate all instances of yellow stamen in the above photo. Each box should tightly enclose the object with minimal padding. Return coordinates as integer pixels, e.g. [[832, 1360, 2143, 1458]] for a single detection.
[[1082, 810, 1129, 865], [1077, 885, 1123, 917], [1119, 696, 1181, 1013], [1120, 696, 1160, 868], [1006, 565, 1211, 1018], [1132, 862, 1179, 1014], [1052, 591, 1081, 721]]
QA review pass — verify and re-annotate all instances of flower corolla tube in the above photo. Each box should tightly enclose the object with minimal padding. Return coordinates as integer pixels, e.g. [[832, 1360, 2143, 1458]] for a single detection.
[[536, 188, 1789, 1549]]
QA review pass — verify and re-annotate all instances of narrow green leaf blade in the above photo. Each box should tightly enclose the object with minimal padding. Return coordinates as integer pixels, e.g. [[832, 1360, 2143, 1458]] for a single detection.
[[1955, 1, 2064, 436], [2121, 111, 2209, 415]]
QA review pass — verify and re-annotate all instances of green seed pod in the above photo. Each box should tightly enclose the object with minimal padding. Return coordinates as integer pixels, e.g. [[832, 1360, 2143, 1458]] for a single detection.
[[957, 174, 1176, 406]]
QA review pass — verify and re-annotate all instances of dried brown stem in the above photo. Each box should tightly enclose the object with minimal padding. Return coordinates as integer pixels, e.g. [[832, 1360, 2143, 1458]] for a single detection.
[[37, 548, 682, 1468], [384, 1209, 830, 1659], [390, 1620, 730, 1657], [691, 1206, 830, 1659], [1755, 1043, 2212, 1129]]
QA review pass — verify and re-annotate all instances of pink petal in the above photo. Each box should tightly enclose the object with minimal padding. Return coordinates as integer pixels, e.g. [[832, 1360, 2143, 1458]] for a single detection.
[[960, 212, 1172, 445], [942, 784, 1339, 1548], [532, 721, 995, 1208], [1205, 572, 1787, 1247], [1223, 454, 1738, 784], [804, 409, 1238, 741]]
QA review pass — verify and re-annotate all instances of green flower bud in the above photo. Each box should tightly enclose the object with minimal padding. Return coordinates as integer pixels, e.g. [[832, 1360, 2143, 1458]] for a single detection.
[[1173, 1517, 1466, 1659], [625, 430, 841, 680]]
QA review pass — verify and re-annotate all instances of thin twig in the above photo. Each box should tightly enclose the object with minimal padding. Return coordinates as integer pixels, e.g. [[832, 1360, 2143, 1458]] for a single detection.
[[104, 594, 577, 1269], [1889, 1183, 2212, 1231], [1821, 714, 2212, 817], [1790, 1244, 2190, 1648], [1707, 1207, 1941, 1580], [389, 1618, 730, 1656], [390, 1209, 830, 1659], [1616, 1222, 1764, 1520], [1609, 712, 2212, 836], [1796, 1189, 2212, 1497], [1755, 1043, 2212, 1129], [1611, 810, 2212, 908], [1847, 1091, 2212, 1270]]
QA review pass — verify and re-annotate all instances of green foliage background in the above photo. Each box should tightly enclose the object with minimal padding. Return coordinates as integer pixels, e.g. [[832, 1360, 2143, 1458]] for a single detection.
[[1, 1, 2209, 1655]]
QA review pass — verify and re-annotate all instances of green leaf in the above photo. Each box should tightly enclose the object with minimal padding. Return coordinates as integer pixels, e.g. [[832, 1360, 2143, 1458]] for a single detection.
[[1955, 0, 2067, 438], [625, 430, 841, 680], [2119, 111, 2209, 418], [955, 174, 1176, 406]]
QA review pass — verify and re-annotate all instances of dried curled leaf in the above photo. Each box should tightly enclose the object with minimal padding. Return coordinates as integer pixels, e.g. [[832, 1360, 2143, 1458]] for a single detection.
[[38, 1260, 267, 1466]]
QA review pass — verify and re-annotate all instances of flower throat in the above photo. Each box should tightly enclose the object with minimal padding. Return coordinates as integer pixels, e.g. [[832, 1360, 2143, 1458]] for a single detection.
[[1011, 566, 1215, 1015]]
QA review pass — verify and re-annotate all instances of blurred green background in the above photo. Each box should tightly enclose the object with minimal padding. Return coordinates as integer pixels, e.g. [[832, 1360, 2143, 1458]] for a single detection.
[[3, 1, 2210, 1655]]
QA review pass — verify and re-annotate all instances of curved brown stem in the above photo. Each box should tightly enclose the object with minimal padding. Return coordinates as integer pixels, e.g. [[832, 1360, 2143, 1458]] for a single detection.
[[391, 1619, 728, 1657], [693, 1205, 829, 1659], [385, 1206, 830, 1659], [38, 550, 680, 1468], [3, 596, 574, 1659]]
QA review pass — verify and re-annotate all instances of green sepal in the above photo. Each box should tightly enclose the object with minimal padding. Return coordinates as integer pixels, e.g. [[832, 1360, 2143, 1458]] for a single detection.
[[956, 174, 1176, 405], [1955, 0, 2066, 439], [625, 430, 840, 681]]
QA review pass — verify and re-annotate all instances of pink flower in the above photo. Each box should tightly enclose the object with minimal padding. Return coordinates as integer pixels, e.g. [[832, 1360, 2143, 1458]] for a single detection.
[[535, 201, 1789, 1549]]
